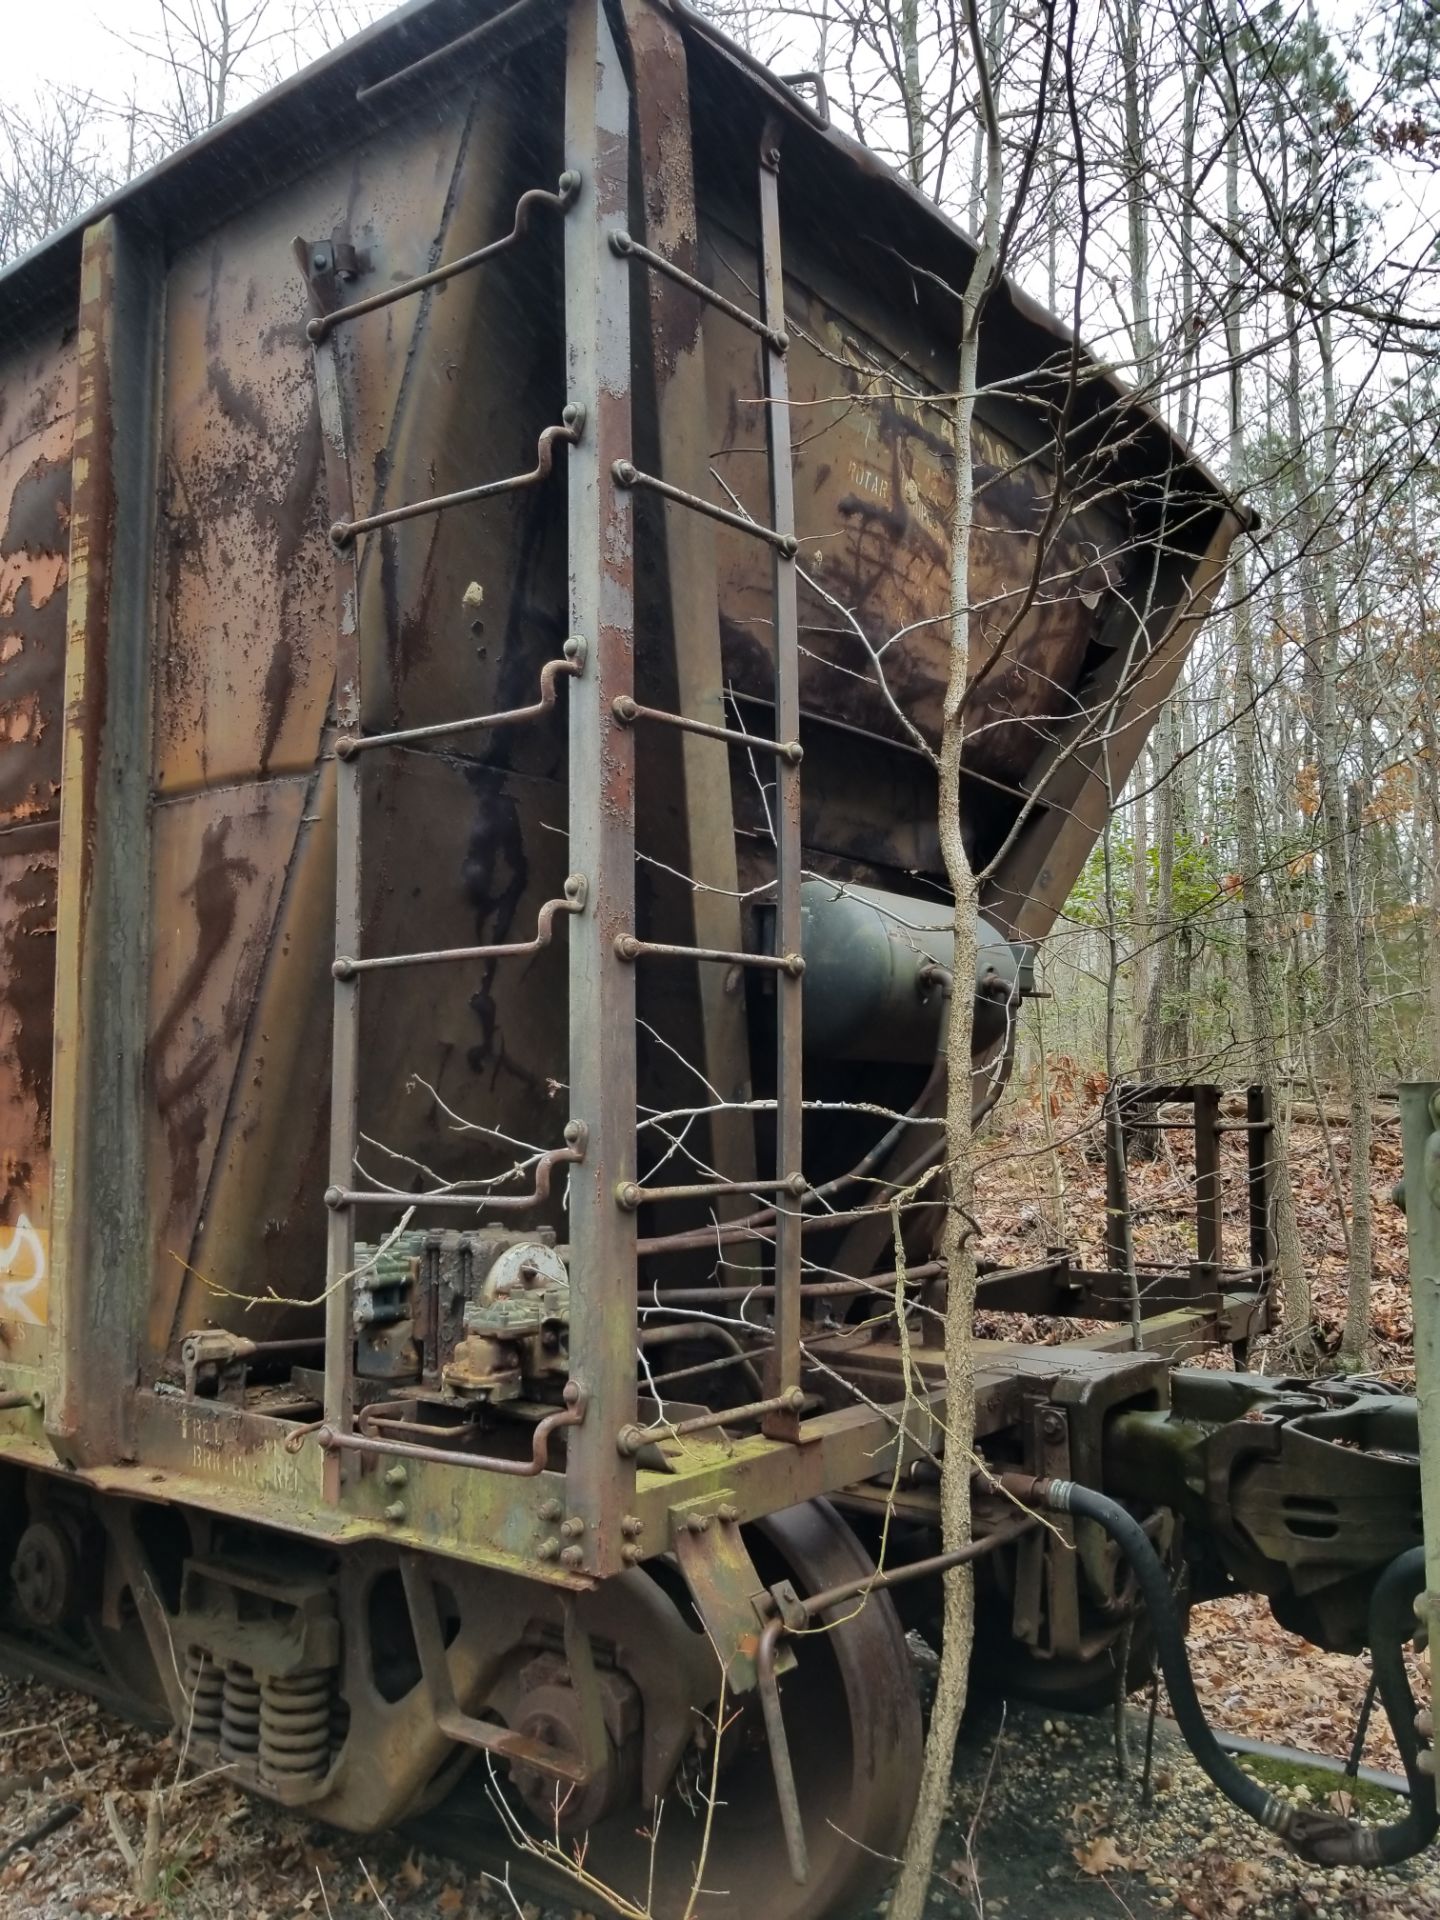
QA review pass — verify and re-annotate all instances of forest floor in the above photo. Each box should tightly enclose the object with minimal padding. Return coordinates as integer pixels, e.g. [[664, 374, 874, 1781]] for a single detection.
[[0, 1085, 1430, 1920]]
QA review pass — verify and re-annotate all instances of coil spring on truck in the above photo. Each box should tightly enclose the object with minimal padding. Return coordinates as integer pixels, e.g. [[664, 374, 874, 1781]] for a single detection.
[[259, 1670, 334, 1787], [184, 1647, 223, 1740], [220, 1665, 262, 1759]]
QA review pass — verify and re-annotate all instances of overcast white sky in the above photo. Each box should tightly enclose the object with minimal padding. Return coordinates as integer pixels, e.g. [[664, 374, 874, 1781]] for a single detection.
[[4, 0, 396, 134], [8, 0, 174, 100]]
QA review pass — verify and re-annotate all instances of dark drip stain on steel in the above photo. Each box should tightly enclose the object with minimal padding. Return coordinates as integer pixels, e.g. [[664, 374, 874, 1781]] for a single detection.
[[0, 855, 57, 1137], [458, 776, 529, 1082], [257, 391, 323, 773], [712, 303, 1136, 797], [150, 818, 259, 1214], [258, 637, 296, 776], [205, 359, 270, 441], [258, 391, 323, 576], [393, 523, 441, 708]]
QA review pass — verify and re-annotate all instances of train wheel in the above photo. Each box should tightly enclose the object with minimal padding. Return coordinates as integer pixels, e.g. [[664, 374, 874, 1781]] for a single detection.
[[498, 1499, 923, 1920]]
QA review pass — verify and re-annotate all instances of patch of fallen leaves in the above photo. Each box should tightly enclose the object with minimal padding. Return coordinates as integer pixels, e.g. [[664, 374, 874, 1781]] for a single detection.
[[1178, 1589, 1425, 1777], [0, 1675, 529, 1920], [977, 1088, 1412, 1376], [1072, 1830, 1132, 1874]]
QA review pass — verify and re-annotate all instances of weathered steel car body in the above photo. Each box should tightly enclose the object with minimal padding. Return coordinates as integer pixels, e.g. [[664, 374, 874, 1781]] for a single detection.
[[0, 0, 1434, 1909]]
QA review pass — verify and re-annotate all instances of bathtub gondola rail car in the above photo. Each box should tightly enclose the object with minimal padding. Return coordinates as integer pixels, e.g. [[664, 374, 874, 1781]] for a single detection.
[[1, 0, 1438, 1910]]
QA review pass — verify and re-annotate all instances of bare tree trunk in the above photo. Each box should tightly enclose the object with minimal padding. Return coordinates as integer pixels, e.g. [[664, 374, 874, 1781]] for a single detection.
[[1412, 459, 1440, 1074], [966, 0, 1006, 229], [1332, 768, 1375, 1367], [1224, 0, 1312, 1353], [1312, 294, 1375, 1367], [1135, 0, 1203, 1121], [1136, 700, 1186, 1158], [1033, 966, 1069, 1242], [1231, 560, 1313, 1351], [888, 2, 1001, 1904], [1102, 753, 1140, 1341], [1119, 0, 1152, 385], [1173, 2, 1207, 448], [899, 0, 925, 184], [1130, 756, 1150, 1057]]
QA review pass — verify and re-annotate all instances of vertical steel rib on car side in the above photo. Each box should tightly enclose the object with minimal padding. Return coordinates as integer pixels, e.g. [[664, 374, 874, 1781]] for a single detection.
[[559, 0, 640, 1573], [758, 118, 806, 1439], [303, 248, 364, 1503]]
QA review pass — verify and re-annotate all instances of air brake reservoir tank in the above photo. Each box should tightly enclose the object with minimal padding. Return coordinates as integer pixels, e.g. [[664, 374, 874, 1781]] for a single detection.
[[795, 881, 1033, 1064]]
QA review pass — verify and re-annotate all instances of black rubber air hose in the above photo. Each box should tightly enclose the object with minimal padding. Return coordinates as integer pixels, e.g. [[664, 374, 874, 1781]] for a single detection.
[[1020, 1478, 1437, 1868]]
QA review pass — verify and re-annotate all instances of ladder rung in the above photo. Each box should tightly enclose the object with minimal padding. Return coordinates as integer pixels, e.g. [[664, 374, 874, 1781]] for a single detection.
[[615, 1173, 806, 1210], [612, 694, 800, 763], [308, 176, 580, 343], [608, 231, 787, 352], [332, 411, 584, 546], [325, 1131, 586, 1214], [614, 934, 804, 976], [332, 882, 584, 979], [336, 647, 584, 758], [611, 462, 798, 556]]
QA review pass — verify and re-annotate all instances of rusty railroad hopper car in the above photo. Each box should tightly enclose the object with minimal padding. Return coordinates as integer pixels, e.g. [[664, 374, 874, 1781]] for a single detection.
[[0, 0, 1437, 1908]]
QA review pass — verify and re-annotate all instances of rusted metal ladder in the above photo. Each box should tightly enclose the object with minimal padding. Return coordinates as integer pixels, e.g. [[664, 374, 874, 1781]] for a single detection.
[[607, 115, 808, 1443], [300, 7, 808, 1551], [300, 177, 589, 1502]]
